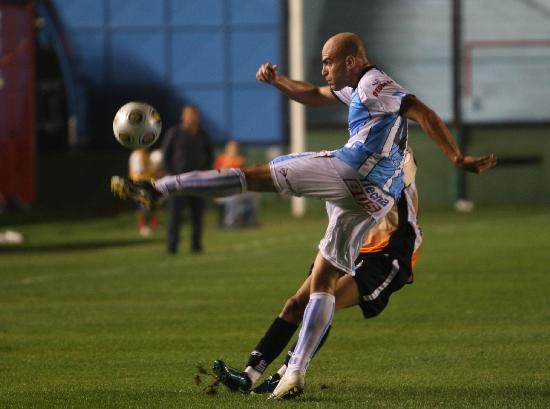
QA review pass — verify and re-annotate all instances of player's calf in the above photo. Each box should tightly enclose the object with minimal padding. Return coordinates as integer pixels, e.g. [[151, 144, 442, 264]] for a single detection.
[[154, 169, 247, 197]]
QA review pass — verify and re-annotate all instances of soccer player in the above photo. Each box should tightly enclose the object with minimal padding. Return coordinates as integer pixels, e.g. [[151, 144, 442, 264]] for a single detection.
[[212, 147, 422, 395], [128, 148, 160, 237], [111, 32, 496, 399]]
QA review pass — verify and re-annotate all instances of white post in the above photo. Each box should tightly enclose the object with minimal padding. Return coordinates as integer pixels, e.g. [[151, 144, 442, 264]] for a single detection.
[[289, 0, 306, 217]]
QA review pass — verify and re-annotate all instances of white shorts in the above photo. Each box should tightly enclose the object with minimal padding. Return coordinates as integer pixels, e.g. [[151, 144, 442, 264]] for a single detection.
[[269, 152, 395, 275]]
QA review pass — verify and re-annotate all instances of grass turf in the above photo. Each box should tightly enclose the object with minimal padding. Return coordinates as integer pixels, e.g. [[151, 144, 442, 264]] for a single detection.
[[1, 202, 549, 408]]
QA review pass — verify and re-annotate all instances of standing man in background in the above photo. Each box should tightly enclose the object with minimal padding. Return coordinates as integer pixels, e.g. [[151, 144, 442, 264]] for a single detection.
[[161, 105, 213, 254]]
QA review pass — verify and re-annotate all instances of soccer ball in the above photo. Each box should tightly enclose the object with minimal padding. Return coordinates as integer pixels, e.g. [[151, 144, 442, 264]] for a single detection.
[[112, 101, 162, 149]]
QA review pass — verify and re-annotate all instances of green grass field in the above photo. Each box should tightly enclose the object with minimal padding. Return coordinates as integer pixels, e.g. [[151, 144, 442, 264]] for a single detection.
[[1, 202, 549, 408]]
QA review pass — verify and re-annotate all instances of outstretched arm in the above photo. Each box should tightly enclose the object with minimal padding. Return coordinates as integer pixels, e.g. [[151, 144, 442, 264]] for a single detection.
[[256, 63, 338, 107], [402, 96, 497, 173]]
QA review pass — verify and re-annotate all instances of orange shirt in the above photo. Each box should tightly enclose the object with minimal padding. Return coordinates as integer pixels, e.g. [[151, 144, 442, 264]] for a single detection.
[[214, 154, 245, 170]]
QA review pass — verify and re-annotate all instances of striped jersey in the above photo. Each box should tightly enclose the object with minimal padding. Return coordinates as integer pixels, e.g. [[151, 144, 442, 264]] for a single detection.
[[332, 67, 412, 199]]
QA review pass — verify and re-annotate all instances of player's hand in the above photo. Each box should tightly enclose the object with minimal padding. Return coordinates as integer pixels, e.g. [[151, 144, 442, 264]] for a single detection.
[[256, 63, 279, 84], [454, 154, 497, 174]]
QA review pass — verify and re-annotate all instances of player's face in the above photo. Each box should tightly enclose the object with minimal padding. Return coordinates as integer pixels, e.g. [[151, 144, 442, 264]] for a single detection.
[[321, 41, 349, 91]]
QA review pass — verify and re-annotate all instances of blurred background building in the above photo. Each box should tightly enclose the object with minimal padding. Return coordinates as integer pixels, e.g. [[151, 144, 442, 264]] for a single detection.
[[1, 0, 549, 211]]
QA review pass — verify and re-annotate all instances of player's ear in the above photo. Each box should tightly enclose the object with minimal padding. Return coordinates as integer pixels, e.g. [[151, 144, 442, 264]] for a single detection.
[[345, 55, 355, 69]]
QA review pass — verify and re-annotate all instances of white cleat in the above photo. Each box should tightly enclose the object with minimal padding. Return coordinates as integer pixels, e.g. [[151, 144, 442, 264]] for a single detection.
[[267, 370, 305, 400]]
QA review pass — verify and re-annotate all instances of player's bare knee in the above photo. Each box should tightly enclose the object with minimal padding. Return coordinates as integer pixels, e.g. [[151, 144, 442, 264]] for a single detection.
[[243, 165, 276, 192], [280, 295, 307, 324]]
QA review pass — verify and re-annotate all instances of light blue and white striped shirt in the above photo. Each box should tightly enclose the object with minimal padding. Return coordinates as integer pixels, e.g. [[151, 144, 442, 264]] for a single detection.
[[332, 67, 412, 199]]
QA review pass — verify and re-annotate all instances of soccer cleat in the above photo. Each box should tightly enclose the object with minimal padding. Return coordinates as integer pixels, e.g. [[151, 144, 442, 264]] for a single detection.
[[267, 370, 304, 400], [251, 373, 280, 394], [212, 360, 251, 393], [110, 176, 164, 208]]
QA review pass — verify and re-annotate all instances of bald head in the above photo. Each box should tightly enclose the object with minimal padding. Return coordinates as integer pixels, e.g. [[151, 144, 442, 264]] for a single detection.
[[321, 32, 370, 90], [324, 32, 368, 62]]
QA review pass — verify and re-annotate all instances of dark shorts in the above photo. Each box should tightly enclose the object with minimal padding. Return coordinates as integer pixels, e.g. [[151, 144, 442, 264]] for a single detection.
[[353, 252, 413, 318]]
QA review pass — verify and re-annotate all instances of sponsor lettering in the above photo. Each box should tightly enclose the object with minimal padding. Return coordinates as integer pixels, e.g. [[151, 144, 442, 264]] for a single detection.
[[345, 180, 391, 213], [372, 80, 393, 97]]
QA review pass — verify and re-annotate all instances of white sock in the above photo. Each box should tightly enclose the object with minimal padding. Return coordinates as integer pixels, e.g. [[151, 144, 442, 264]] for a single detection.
[[244, 366, 262, 385], [286, 292, 335, 374], [276, 364, 287, 377], [153, 168, 247, 197]]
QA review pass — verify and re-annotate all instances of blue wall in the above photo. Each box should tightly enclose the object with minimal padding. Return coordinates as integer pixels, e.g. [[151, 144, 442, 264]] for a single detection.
[[51, 0, 284, 146]]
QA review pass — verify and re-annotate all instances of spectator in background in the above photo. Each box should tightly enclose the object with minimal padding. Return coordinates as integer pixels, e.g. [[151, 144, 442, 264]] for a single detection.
[[161, 105, 213, 254], [128, 148, 160, 237], [214, 141, 260, 228], [214, 140, 245, 170]]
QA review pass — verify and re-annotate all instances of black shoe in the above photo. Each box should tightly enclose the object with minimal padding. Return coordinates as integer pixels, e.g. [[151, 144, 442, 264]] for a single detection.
[[110, 176, 164, 209], [251, 373, 280, 394], [212, 360, 251, 393]]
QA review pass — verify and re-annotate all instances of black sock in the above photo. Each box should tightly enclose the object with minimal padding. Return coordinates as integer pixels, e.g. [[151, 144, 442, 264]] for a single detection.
[[284, 325, 332, 366], [246, 317, 298, 373]]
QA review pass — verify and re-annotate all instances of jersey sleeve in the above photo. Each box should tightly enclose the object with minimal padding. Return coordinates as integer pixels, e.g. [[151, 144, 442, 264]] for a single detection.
[[360, 70, 412, 115], [332, 87, 353, 106]]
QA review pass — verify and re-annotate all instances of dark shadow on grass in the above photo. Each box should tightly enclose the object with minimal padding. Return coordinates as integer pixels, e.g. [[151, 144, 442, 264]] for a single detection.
[[0, 207, 131, 226], [0, 237, 163, 254]]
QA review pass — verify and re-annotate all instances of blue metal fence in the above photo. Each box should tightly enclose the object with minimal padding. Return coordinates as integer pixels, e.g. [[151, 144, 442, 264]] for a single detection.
[[46, 0, 285, 147]]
